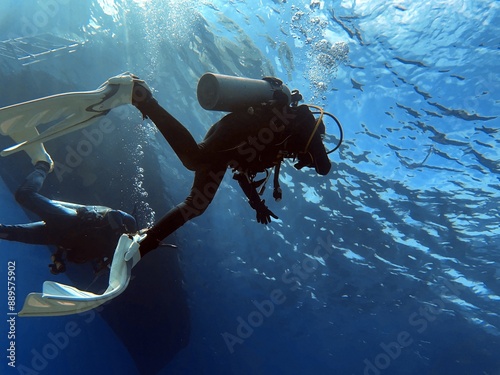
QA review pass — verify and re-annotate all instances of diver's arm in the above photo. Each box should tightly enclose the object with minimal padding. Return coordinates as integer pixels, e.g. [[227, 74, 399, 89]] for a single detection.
[[233, 173, 278, 225], [139, 166, 227, 255]]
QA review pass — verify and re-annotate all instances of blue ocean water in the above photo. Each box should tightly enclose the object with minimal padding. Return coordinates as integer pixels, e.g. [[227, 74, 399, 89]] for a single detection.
[[0, 0, 499, 374]]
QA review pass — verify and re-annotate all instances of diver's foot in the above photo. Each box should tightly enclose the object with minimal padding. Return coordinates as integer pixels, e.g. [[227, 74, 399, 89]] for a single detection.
[[34, 160, 52, 174], [39, 152, 54, 173], [29, 144, 54, 172], [131, 76, 155, 118]]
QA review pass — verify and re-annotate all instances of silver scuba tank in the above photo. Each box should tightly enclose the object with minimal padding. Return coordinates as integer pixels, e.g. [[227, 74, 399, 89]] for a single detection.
[[197, 73, 291, 112]]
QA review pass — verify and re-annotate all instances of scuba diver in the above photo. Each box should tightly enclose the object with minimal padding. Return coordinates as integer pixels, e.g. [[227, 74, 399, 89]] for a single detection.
[[0, 159, 137, 274], [0, 72, 342, 317], [131, 73, 342, 255]]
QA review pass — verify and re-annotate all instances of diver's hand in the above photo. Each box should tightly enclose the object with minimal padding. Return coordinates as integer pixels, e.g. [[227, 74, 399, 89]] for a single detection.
[[131, 75, 154, 118], [254, 199, 278, 225]]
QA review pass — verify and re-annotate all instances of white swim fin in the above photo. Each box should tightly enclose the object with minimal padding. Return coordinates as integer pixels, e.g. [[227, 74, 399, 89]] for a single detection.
[[7, 128, 54, 169], [18, 233, 144, 317], [0, 72, 135, 159]]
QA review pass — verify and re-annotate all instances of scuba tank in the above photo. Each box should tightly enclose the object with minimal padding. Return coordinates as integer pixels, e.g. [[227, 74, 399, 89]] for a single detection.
[[197, 73, 292, 112]]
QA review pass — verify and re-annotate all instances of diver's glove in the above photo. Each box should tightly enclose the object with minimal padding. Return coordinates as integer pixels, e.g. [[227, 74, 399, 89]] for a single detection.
[[49, 252, 66, 275], [251, 199, 278, 225], [131, 75, 155, 119]]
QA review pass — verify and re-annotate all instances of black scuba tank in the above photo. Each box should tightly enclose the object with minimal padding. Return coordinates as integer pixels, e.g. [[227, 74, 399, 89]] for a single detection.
[[197, 73, 292, 112]]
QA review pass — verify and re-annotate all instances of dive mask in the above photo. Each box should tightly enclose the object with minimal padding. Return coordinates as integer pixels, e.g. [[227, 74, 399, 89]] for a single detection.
[[293, 105, 343, 175]]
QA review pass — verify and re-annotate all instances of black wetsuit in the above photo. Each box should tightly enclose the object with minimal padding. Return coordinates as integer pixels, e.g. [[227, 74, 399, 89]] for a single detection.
[[0, 163, 137, 264], [137, 99, 319, 254]]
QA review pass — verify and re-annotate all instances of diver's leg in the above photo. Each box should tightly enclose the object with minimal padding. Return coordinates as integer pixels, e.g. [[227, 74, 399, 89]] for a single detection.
[[0, 222, 52, 244], [15, 162, 77, 222], [139, 165, 226, 255], [132, 83, 202, 171]]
